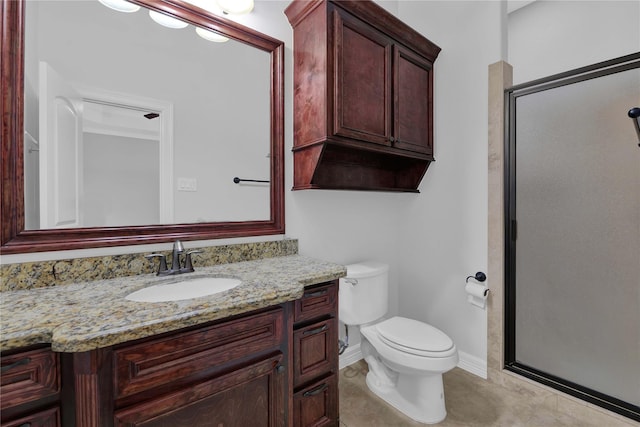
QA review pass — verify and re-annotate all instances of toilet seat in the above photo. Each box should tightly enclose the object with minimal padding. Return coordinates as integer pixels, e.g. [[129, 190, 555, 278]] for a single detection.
[[375, 317, 456, 358]]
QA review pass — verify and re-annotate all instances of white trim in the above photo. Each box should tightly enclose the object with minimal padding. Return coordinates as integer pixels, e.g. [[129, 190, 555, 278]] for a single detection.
[[339, 343, 363, 370], [73, 84, 174, 224], [457, 350, 487, 379]]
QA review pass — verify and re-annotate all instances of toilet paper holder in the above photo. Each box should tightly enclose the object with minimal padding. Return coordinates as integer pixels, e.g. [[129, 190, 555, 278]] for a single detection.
[[465, 272, 489, 308], [466, 271, 486, 283]]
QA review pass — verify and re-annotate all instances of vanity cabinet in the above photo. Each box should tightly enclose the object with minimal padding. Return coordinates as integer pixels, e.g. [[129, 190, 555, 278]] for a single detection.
[[292, 281, 339, 427], [1, 285, 341, 427], [67, 306, 288, 427], [285, 0, 441, 192], [0, 346, 61, 427]]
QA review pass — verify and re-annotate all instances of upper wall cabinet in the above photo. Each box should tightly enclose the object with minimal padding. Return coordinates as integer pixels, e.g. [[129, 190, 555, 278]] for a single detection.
[[285, 0, 441, 192]]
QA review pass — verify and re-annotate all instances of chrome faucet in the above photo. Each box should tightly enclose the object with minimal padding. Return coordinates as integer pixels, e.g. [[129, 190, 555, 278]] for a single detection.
[[145, 240, 203, 276]]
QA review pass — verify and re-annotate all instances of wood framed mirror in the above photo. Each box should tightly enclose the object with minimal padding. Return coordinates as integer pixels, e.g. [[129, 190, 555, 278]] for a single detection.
[[1, 0, 284, 254]]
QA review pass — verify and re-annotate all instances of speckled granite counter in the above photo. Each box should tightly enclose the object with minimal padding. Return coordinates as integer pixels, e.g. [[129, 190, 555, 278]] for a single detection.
[[0, 255, 346, 353]]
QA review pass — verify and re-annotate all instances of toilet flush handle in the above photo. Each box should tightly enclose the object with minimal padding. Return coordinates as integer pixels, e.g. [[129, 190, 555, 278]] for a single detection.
[[344, 278, 358, 286]]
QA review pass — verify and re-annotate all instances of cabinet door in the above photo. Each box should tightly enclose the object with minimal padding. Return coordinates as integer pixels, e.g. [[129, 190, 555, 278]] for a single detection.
[[293, 374, 338, 427], [333, 8, 392, 147], [0, 348, 60, 411], [114, 354, 285, 427], [393, 45, 434, 156], [293, 319, 337, 389]]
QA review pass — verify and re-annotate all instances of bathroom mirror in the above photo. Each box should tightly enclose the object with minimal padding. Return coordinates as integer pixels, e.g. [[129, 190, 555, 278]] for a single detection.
[[1, 0, 284, 254]]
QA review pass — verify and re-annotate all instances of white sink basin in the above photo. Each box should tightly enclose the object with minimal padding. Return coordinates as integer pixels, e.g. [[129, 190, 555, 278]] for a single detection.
[[126, 276, 242, 302]]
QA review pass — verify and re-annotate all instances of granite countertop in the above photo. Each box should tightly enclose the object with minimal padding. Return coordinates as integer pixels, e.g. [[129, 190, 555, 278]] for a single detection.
[[0, 255, 346, 353]]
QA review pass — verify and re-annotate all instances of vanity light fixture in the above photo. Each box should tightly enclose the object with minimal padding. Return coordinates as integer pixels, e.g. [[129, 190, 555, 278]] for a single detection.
[[215, 0, 254, 15], [195, 27, 229, 43], [98, 0, 140, 13], [148, 10, 189, 28]]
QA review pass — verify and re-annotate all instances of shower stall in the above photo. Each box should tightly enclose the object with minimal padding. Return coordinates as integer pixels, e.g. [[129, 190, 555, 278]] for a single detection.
[[504, 53, 640, 421]]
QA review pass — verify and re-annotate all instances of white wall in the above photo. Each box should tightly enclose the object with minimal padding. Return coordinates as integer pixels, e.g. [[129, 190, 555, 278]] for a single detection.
[[394, 1, 504, 376], [246, 1, 505, 373], [508, 0, 640, 84], [244, 1, 408, 352]]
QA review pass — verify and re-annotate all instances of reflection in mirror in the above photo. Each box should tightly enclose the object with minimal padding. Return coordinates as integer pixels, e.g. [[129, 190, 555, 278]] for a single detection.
[[24, 0, 271, 230], [0, 0, 284, 254]]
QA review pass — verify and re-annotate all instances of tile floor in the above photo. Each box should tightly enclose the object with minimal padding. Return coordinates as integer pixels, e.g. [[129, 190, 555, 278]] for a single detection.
[[338, 361, 638, 427]]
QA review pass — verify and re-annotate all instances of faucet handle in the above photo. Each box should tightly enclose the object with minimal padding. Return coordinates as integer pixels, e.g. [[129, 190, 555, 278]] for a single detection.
[[145, 253, 168, 275], [183, 250, 203, 272]]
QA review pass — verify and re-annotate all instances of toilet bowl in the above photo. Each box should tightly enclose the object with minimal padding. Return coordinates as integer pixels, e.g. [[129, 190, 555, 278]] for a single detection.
[[339, 262, 458, 424]]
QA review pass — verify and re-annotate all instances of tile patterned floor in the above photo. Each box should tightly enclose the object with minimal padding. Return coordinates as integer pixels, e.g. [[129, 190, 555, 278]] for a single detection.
[[339, 361, 638, 427]]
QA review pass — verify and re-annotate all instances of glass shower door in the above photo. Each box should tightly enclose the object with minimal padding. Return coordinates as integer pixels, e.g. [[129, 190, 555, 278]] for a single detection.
[[505, 55, 640, 421]]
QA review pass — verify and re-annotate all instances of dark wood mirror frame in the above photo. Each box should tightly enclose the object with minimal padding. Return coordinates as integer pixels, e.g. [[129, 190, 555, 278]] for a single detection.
[[0, 0, 285, 254]]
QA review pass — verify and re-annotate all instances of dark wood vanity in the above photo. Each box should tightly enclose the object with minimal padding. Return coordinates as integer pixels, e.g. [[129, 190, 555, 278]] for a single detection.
[[0, 280, 340, 427], [285, 0, 441, 192]]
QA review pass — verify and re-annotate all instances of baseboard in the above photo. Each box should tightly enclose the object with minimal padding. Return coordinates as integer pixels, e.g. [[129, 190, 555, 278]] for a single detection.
[[339, 343, 363, 369], [338, 345, 488, 380], [457, 350, 487, 379]]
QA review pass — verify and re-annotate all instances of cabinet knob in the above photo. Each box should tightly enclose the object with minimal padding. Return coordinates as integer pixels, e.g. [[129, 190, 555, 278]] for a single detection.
[[303, 325, 328, 336], [389, 136, 395, 142], [304, 289, 327, 298], [303, 383, 328, 397], [276, 364, 286, 374]]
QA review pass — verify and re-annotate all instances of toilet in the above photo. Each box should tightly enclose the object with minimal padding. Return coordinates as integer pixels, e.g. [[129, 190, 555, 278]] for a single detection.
[[339, 262, 458, 424]]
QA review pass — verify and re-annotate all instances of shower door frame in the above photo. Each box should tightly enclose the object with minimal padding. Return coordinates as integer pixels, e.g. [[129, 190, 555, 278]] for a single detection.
[[504, 52, 640, 422]]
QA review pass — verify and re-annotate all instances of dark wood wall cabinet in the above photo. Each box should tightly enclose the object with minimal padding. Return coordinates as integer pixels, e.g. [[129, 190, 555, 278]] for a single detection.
[[285, 0, 441, 192], [1, 285, 340, 427]]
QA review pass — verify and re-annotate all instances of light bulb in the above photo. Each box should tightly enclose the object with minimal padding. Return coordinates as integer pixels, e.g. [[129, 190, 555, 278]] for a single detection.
[[98, 0, 141, 13], [195, 27, 229, 43], [216, 0, 254, 15], [149, 10, 189, 29], [186, 0, 224, 16]]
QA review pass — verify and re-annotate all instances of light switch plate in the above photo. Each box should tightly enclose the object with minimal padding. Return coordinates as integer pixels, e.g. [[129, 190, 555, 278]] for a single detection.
[[177, 177, 197, 192]]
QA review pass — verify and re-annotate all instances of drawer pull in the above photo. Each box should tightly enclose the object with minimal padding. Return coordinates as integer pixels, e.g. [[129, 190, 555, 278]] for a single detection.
[[19, 423, 32, 427], [303, 383, 328, 397], [303, 325, 328, 336], [304, 289, 328, 298], [1, 357, 31, 373]]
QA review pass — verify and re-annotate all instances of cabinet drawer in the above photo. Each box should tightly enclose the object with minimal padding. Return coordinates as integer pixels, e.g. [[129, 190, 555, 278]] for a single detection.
[[1, 406, 60, 427], [114, 307, 283, 400], [293, 318, 337, 388], [293, 374, 338, 427], [0, 348, 60, 410], [294, 282, 337, 324]]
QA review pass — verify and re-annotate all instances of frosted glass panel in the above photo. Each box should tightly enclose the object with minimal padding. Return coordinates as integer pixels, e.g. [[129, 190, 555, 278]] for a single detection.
[[515, 67, 640, 405]]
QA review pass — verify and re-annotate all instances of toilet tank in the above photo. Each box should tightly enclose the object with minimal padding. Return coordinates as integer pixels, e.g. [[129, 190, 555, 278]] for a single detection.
[[339, 262, 389, 326]]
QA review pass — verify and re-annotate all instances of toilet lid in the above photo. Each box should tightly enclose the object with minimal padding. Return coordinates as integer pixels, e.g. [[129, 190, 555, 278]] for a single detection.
[[375, 317, 454, 355]]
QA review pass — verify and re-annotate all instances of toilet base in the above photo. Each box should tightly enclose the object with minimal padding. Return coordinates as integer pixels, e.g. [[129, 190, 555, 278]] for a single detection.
[[365, 370, 447, 424]]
